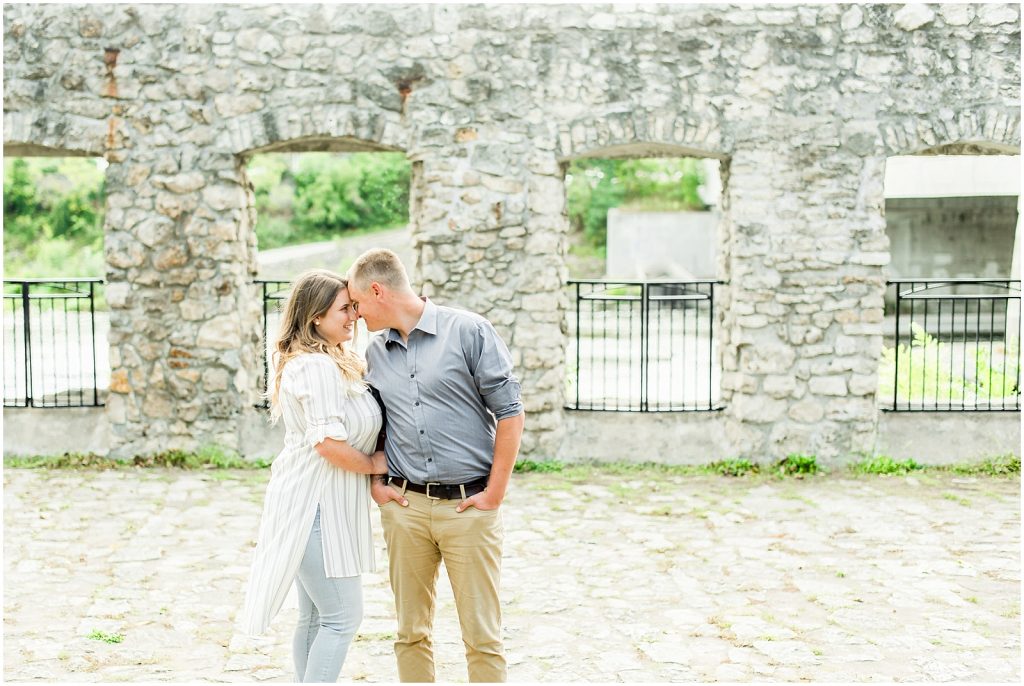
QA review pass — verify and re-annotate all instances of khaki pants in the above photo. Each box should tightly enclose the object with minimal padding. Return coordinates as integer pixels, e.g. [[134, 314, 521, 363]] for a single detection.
[[379, 489, 506, 683]]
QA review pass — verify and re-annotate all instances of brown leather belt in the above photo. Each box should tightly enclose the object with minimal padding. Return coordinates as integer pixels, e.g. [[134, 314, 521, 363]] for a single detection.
[[387, 476, 488, 500]]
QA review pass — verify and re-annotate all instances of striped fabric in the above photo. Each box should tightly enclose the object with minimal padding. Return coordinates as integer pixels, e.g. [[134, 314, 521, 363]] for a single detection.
[[241, 353, 382, 636]]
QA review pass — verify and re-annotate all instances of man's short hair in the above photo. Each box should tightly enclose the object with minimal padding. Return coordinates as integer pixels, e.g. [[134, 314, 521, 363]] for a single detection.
[[348, 248, 412, 292]]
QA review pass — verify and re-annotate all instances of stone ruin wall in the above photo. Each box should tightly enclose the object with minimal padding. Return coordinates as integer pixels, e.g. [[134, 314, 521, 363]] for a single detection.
[[3, 4, 1020, 460]]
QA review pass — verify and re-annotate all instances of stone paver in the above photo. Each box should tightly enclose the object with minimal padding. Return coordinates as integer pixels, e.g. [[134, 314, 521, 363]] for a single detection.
[[3, 467, 1020, 682]]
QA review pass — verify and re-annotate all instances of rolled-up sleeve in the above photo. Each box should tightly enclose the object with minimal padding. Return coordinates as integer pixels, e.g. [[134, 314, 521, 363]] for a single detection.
[[287, 355, 350, 448], [470, 320, 524, 421]]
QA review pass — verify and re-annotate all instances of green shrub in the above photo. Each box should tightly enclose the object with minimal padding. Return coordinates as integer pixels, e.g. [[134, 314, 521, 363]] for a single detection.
[[878, 324, 1020, 403], [941, 453, 1020, 476], [514, 459, 566, 473], [709, 458, 759, 476], [849, 455, 923, 475], [4, 157, 106, 279], [3, 448, 270, 470], [777, 453, 818, 476], [290, 152, 410, 239], [565, 157, 707, 248]]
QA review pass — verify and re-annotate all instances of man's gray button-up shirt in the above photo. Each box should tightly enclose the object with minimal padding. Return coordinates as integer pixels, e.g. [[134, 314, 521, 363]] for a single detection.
[[364, 299, 524, 484]]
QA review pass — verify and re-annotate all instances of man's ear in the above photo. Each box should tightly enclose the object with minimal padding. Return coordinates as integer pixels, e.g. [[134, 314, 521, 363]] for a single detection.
[[372, 282, 384, 299]]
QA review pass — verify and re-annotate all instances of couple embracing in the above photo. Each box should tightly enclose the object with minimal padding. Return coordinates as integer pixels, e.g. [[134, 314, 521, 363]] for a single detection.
[[241, 248, 525, 682]]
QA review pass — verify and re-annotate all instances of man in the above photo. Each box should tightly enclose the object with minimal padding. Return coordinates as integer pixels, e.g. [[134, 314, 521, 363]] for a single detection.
[[347, 248, 525, 683]]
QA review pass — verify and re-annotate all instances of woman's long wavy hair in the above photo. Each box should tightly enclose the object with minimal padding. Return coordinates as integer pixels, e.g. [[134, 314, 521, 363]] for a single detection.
[[268, 269, 366, 421]]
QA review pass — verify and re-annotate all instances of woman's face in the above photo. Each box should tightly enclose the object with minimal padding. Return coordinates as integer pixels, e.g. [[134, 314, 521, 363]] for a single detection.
[[314, 288, 357, 346]]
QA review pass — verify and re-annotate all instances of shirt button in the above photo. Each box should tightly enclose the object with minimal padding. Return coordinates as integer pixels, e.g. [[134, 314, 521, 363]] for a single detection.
[[419, 430, 424, 434], [415, 401, 420, 406], [410, 373, 415, 378], [427, 458, 433, 462]]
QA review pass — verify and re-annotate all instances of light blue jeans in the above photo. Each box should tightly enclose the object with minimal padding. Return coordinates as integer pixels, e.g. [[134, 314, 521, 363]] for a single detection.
[[293, 507, 363, 683]]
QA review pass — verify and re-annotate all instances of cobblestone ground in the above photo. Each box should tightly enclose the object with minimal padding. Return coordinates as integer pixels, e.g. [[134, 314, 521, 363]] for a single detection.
[[3, 467, 1020, 682]]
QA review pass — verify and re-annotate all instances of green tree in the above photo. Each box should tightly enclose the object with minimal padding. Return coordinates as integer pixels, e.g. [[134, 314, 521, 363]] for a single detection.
[[251, 152, 411, 249], [565, 157, 707, 247], [3, 157, 106, 277]]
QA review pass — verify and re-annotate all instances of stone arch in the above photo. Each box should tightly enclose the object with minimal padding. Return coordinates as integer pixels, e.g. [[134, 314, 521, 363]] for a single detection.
[[227, 104, 410, 158], [556, 109, 730, 162], [878, 107, 1021, 157], [553, 119, 733, 422], [3, 109, 110, 157]]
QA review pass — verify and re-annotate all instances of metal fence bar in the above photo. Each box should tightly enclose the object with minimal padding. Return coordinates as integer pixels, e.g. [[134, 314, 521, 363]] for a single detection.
[[3, 279, 104, 408], [886, 278, 1020, 412], [255, 279, 294, 409], [566, 279, 722, 412]]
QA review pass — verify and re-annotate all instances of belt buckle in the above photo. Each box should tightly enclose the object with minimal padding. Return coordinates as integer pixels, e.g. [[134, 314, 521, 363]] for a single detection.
[[425, 482, 441, 500]]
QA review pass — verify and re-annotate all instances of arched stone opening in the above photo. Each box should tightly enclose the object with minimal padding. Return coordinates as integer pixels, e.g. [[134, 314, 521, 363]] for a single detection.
[[559, 147, 728, 401], [234, 133, 415, 421], [3, 110, 109, 160], [876, 116, 1021, 412], [2, 141, 109, 412], [551, 109, 735, 459]]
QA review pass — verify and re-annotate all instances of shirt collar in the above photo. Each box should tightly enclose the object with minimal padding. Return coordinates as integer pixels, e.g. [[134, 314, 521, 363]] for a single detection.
[[385, 297, 437, 346]]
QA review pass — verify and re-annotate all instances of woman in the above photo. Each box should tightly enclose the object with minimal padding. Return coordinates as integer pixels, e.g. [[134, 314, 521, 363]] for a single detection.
[[242, 269, 386, 683]]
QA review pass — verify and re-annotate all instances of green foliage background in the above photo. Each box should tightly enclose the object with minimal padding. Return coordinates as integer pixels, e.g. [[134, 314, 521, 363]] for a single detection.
[[3, 158, 107, 278], [3, 153, 413, 277], [4, 153, 707, 276], [248, 152, 411, 250], [565, 157, 708, 248]]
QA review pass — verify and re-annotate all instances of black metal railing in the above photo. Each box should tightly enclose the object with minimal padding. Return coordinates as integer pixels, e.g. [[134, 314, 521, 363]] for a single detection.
[[3, 279, 105, 408], [256, 279, 293, 409], [566, 279, 721, 412], [886, 278, 1020, 411]]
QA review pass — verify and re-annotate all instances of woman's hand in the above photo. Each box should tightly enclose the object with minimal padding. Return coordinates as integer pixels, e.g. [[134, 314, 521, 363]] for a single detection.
[[370, 450, 388, 475], [316, 439, 386, 474]]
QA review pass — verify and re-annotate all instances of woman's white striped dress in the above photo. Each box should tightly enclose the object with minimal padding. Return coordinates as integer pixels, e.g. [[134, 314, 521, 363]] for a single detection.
[[242, 352, 382, 636]]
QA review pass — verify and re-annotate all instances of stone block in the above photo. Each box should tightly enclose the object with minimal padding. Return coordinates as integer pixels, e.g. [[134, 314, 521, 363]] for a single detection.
[[808, 376, 847, 396], [202, 368, 230, 392], [197, 316, 243, 350], [203, 184, 244, 212], [848, 373, 878, 396], [109, 369, 131, 394], [825, 398, 875, 422], [894, 4, 935, 31], [741, 343, 796, 374], [763, 375, 797, 398], [732, 394, 788, 422], [788, 399, 824, 423]]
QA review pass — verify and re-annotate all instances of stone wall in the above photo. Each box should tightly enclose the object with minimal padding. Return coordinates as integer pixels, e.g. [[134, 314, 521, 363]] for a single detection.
[[3, 4, 1020, 461]]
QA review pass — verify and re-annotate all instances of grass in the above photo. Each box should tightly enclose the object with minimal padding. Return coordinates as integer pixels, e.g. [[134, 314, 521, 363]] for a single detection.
[[6, 451, 1018, 481], [710, 458, 759, 476], [938, 453, 1020, 476], [355, 631, 397, 642], [777, 454, 819, 476], [942, 492, 971, 506], [849, 455, 924, 475], [848, 452, 1019, 477], [4, 446, 270, 470], [513, 459, 566, 473], [87, 630, 124, 644]]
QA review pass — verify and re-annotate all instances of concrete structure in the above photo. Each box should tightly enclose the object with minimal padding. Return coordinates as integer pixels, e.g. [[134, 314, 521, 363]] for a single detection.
[[3, 3, 1020, 462], [884, 153, 1019, 286], [885, 195, 1017, 279], [5, 404, 1020, 467], [606, 209, 719, 279]]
